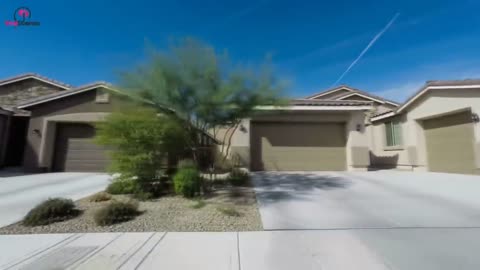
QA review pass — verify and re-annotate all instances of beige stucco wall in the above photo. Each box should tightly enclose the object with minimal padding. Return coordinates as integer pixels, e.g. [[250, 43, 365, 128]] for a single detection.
[[369, 87, 480, 171], [23, 88, 131, 172], [229, 110, 370, 171]]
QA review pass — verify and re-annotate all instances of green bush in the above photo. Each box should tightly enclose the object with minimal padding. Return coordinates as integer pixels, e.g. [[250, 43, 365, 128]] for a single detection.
[[94, 200, 140, 226], [228, 169, 250, 186], [89, 192, 112, 202], [178, 159, 196, 169], [23, 198, 80, 226], [95, 108, 188, 188], [173, 168, 200, 198], [106, 178, 138, 194]]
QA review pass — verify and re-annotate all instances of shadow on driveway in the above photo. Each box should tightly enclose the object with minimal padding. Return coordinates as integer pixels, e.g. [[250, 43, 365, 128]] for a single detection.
[[0, 167, 32, 178], [252, 172, 352, 205]]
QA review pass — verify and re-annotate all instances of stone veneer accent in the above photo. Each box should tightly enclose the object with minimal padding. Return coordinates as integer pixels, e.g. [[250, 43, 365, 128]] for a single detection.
[[0, 79, 65, 106]]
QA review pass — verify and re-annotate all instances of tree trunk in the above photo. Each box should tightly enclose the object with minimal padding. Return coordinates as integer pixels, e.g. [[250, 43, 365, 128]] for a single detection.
[[223, 122, 240, 163]]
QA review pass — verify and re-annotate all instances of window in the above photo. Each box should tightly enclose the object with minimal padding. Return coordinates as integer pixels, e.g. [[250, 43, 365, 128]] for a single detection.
[[385, 121, 402, 147]]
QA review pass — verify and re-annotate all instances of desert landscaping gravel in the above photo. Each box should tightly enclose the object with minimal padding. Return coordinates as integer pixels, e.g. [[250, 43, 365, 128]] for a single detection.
[[0, 186, 262, 234]]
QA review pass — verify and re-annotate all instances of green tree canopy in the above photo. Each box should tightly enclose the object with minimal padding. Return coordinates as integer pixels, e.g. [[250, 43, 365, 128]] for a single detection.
[[120, 38, 287, 147]]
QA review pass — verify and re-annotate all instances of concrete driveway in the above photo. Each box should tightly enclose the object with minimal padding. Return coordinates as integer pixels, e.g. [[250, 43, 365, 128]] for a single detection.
[[0, 172, 110, 228], [252, 171, 480, 269]]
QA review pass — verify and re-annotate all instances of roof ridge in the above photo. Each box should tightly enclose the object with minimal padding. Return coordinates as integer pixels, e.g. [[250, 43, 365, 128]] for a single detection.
[[0, 73, 73, 89], [16, 81, 114, 108], [305, 85, 400, 106]]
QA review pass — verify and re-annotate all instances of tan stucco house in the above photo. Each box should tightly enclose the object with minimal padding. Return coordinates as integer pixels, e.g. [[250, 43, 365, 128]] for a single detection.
[[368, 79, 480, 175], [228, 81, 480, 175], [0, 74, 130, 172], [227, 86, 399, 172], [1, 73, 480, 175]]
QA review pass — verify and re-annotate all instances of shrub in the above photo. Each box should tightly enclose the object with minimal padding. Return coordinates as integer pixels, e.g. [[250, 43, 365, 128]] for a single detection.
[[94, 200, 140, 226], [95, 108, 188, 187], [89, 192, 112, 202], [217, 206, 241, 217], [106, 178, 138, 194], [173, 168, 200, 198], [178, 159, 196, 169], [228, 168, 250, 186], [23, 198, 79, 226]]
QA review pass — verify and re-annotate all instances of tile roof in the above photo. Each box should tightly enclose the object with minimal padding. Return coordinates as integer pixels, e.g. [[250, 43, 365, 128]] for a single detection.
[[0, 73, 72, 89], [290, 99, 373, 106], [16, 82, 110, 108], [371, 109, 394, 117], [426, 79, 480, 86], [305, 85, 400, 106]]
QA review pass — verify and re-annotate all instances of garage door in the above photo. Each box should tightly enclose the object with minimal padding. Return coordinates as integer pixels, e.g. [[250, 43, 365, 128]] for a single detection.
[[53, 123, 111, 172], [424, 111, 475, 174], [250, 122, 346, 171]]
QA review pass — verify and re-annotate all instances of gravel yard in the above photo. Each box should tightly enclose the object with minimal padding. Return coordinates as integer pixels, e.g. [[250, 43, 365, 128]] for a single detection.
[[0, 186, 262, 234]]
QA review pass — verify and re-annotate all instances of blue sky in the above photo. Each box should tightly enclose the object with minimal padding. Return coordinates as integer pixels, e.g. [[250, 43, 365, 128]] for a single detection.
[[1, 0, 479, 102]]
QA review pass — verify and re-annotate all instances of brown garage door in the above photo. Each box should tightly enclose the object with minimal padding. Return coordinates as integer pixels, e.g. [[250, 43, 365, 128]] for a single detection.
[[53, 123, 110, 172], [424, 111, 475, 174], [250, 122, 346, 171]]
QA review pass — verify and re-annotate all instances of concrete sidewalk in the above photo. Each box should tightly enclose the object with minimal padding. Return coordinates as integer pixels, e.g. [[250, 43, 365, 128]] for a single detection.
[[2, 229, 480, 270]]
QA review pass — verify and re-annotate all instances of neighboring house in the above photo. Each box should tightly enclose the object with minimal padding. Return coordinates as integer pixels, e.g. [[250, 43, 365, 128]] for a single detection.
[[0, 74, 134, 172], [15, 82, 133, 172], [228, 95, 374, 171], [368, 79, 480, 175], [0, 74, 71, 170]]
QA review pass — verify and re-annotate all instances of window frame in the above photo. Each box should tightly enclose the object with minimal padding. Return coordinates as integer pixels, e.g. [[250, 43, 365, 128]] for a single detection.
[[384, 120, 403, 148]]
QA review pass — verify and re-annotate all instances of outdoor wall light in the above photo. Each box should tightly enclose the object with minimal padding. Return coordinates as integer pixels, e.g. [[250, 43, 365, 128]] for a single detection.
[[33, 129, 41, 137], [472, 113, 480, 123], [356, 124, 362, 132]]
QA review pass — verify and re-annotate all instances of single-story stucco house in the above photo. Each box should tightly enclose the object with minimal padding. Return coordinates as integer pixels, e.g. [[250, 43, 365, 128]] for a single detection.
[[1, 73, 479, 175], [228, 80, 480, 175], [0, 74, 141, 172], [227, 85, 399, 172], [368, 79, 480, 175]]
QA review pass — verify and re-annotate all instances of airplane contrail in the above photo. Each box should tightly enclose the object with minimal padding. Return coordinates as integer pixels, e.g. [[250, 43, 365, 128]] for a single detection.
[[331, 12, 400, 87]]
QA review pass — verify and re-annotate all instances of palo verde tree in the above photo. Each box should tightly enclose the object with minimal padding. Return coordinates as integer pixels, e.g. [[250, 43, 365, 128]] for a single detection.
[[120, 38, 287, 165]]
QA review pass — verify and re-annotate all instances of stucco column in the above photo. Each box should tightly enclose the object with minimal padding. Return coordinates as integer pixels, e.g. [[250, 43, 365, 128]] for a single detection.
[[346, 111, 370, 171]]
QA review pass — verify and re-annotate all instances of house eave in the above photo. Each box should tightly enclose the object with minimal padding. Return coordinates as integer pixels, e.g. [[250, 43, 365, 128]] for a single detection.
[[397, 84, 480, 113], [0, 74, 71, 90], [256, 105, 373, 111]]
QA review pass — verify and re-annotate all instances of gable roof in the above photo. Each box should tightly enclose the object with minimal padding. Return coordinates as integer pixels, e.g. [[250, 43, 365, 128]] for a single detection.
[[0, 73, 72, 90], [16, 81, 163, 112], [16, 82, 115, 109], [397, 79, 480, 113], [371, 79, 480, 122], [306, 85, 400, 106]]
